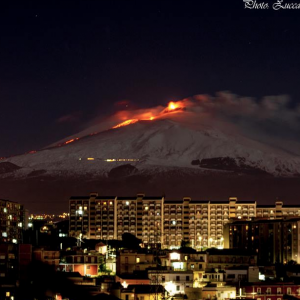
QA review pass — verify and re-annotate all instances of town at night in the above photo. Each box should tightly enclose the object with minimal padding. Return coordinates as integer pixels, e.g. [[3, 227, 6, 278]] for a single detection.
[[1, 1, 300, 300]]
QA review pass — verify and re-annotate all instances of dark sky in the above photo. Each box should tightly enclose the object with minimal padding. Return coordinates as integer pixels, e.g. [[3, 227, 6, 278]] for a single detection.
[[1, 0, 300, 157]]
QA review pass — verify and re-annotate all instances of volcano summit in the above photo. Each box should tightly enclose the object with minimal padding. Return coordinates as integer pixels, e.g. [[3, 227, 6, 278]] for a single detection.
[[1, 93, 300, 213]]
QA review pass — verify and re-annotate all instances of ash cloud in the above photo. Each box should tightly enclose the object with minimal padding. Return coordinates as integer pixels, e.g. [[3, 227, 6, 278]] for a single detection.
[[186, 92, 300, 155]]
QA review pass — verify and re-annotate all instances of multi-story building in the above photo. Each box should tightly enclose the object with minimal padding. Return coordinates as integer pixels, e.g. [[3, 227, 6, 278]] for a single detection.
[[256, 201, 300, 219], [69, 194, 164, 244], [241, 282, 300, 300], [224, 218, 300, 264], [117, 249, 158, 274], [69, 193, 300, 249], [0, 198, 25, 244]]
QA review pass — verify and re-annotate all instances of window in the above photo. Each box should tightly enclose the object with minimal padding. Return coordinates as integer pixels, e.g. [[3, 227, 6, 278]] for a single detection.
[[125, 257, 128, 263], [176, 286, 180, 291], [186, 276, 190, 281], [267, 288, 271, 294], [126, 295, 129, 300], [257, 288, 261, 295], [287, 288, 291, 295], [176, 276, 180, 281], [136, 257, 140, 263], [277, 288, 281, 294], [191, 264, 195, 269]]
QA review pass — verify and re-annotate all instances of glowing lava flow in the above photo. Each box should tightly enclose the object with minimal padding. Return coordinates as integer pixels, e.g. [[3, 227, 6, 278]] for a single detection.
[[112, 119, 139, 129], [57, 137, 80, 147], [112, 101, 185, 129], [65, 138, 79, 145]]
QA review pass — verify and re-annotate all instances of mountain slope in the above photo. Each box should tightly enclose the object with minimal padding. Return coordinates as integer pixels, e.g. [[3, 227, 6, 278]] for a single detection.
[[2, 118, 300, 177]]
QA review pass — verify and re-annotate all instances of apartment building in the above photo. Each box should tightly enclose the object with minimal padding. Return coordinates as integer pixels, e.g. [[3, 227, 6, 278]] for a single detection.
[[69, 194, 164, 244], [0, 198, 25, 244], [160, 197, 255, 249], [241, 282, 300, 300], [69, 193, 300, 249], [224, 218, 300, 264], [256, 201, 300, 219]]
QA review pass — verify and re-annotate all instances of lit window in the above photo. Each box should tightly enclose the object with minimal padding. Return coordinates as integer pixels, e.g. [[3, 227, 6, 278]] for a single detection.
[[18, 222, 22, 228], [170, 252, 180, 260], [2, 232, 7, 237], [136, 257, 140, 263], [84, 206, 87, 210], [110, 201, 113, 205], [126, 201, 129, 205], [145, 206, 149, 210], [12, 239, 17, 244], [172, 220, 176, 225], [3, 208, 7, 213]]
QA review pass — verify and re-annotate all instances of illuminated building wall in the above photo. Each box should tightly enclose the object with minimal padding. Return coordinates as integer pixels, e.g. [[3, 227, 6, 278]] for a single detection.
[[69, 194, 300, 249], [224, 218, 300, 264], [0, 198, 25, 244], [164, 197, 256, 249], [69, 194, 164, 244], [256, 201, 300, 219]]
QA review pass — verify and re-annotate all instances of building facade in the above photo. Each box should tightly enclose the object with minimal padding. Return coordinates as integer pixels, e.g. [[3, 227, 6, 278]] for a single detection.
[[241, 282, 300, 300], [69, 194, 300, 249], [0, 198, 25, 244], [224, 218, 300, 264]]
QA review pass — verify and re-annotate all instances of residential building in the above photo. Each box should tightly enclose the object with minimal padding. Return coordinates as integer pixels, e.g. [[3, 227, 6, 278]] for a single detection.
[[202, 283, 236, 300], [0, 198, 25, 244], [117, 249, 158, 274], [224, 218, 300, 264], [206, 248, 257, 269], [120, 284, 166, 300], [148, 269, 193, 295], [69, 194, 164, 244], [59, 249, 105, 276], [33, 248, 60, 267], [116, 273, 150, 287], [241, 282, 300, 300], [69, 193, 300, 249], [256, 201, 300, 219]]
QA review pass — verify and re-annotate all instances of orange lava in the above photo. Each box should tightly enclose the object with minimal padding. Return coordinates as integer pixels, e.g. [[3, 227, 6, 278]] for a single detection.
[[112, 119, 139, 129], [57, 137, 80, 147], [112, 101, 185, 129], [65, 138, 79, 145]]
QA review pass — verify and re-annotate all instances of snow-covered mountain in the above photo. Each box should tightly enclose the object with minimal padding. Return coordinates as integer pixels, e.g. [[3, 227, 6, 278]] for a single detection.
[[1, 108, 300, 213], [2, 117, 300, 177]]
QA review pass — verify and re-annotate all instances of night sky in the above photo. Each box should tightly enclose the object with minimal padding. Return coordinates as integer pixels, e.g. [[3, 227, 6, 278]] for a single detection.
[[1, 1, 300, 157]]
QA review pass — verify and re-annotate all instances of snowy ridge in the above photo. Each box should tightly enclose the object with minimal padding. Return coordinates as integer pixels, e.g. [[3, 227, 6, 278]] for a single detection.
[[2, 118, 300, 177]]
